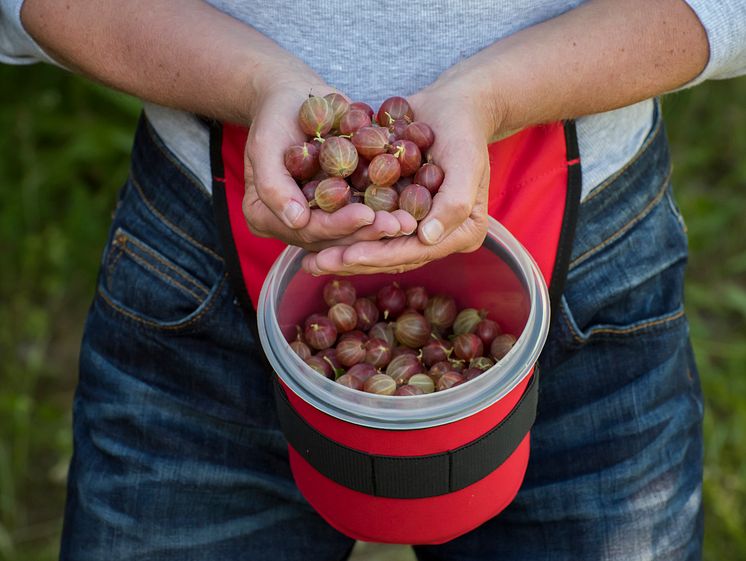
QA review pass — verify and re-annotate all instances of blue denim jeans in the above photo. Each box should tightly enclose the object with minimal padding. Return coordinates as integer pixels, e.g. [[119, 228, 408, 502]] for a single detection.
[[60, 107, 703, 560]]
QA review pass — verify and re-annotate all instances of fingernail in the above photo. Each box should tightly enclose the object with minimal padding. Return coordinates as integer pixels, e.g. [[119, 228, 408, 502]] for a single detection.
[[283, 200, 305, 227], [421, 219, 443, 244], [362, 208, 376, 225]]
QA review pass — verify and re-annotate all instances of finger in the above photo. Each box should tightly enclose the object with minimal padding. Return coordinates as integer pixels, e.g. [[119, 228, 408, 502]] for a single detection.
[[242, 175, 277, 238], [340, 235, 434, 268], [305, 203, 376, 238], [417, 140, 483, 246], [298, 208, 400, 247], [334, 214, 486, 271], [246, 125, 312, 230], [390, 209, 418, 235], [367, 211, 403, 237], [247, 200, 373, 243], [305, 211, 403, 252], [302, 235, 435, 276], [302, 247, 345, 276], [245, 195, 407, 251], [302, 209, 401, 248], [302, 239, 432, 276]]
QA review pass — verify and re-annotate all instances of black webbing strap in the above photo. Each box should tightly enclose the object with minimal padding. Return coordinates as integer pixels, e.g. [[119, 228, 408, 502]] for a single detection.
[[274, 371, 539, 499]]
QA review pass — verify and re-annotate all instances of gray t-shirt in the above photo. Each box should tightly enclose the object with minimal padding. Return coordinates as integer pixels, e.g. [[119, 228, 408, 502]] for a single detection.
[[2, 0, 746, 198]]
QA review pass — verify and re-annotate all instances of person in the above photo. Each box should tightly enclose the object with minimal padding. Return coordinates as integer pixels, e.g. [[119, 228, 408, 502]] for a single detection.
[[2, 1, 745, 559]]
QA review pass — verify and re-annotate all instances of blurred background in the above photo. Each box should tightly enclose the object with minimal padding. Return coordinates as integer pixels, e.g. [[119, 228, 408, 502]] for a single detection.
[[0, 63, 744, 561]]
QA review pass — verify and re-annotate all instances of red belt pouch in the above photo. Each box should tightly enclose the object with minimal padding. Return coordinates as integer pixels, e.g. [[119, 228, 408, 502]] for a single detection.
[[209, 120, 581, 544]]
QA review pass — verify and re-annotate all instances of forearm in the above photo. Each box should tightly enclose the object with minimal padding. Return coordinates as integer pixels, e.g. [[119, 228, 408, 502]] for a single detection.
[[20, 0, 323, 124], [437, 0, 709, 138]]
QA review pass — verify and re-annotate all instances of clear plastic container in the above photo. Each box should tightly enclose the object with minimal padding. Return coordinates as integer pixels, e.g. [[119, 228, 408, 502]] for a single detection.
[[257, 216, 550, 430]]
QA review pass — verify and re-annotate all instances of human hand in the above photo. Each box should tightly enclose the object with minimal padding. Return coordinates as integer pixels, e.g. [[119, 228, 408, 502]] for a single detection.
[[301, 80, 500, 275], [243, 77, 416, 251]]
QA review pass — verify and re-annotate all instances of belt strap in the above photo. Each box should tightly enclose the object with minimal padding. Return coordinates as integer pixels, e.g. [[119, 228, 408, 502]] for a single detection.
[[274, 371, 539, 499]]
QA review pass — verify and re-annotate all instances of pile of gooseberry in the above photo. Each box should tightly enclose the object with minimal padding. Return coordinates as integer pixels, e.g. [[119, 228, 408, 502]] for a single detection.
[[284, 94, 444, 222], [288, 279, 517, 396]]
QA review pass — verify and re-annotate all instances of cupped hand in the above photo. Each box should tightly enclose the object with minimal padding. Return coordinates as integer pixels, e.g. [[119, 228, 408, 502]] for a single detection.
[[243, 77, 416, 251], [302, 82, 499, 275]]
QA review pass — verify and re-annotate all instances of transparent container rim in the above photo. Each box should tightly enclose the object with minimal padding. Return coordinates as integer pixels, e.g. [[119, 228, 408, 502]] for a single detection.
[[257, 217, 551, 430]]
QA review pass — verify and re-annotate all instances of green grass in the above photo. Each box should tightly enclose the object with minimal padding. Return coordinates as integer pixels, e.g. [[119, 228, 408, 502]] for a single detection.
[[0, 63, 745, 561]]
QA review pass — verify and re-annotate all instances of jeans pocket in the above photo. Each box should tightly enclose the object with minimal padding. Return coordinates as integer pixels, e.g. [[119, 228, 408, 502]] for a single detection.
[[559, 182, 689, 347], [96, 179, 226, 331]]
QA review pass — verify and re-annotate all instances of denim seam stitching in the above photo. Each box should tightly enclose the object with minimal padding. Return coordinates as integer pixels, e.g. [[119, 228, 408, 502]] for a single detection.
[[582, 107, 662, 203], [143, 116, 212, 199], [106, 245, 125, 280], [118, 231, 209, 297], [96, 273, 228, 330], [665, 188, 688, 234], [559, 299, 579, 342], [561, 302, 685, 343], [569, 168, 672, 269], [129, 175, 223, 262], [119, 245, 205, 303], [587, 309, 685, 336]]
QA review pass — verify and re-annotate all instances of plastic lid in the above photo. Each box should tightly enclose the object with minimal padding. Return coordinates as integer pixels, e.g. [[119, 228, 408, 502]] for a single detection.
[[257, 217, 550, 430]]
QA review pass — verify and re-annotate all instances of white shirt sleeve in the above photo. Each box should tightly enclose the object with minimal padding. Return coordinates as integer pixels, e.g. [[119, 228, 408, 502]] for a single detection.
[[0, 0, 56, 64], [683, 1, 746, 85]]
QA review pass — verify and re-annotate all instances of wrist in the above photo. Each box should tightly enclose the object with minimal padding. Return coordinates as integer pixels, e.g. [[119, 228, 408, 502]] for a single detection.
[[240, 59, 329, 125], [426, 65, 508, 143]]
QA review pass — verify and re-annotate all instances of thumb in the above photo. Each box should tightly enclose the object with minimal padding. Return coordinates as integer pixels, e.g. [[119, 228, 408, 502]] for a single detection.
[[417, 145, 480, 245], [245, 132, 311, 230]]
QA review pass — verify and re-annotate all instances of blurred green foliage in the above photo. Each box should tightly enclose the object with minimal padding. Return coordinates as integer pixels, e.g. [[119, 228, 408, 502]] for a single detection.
[[0, 64, 139, 561], [0, 63, 745, 561], [663, 81, 746, 560]]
